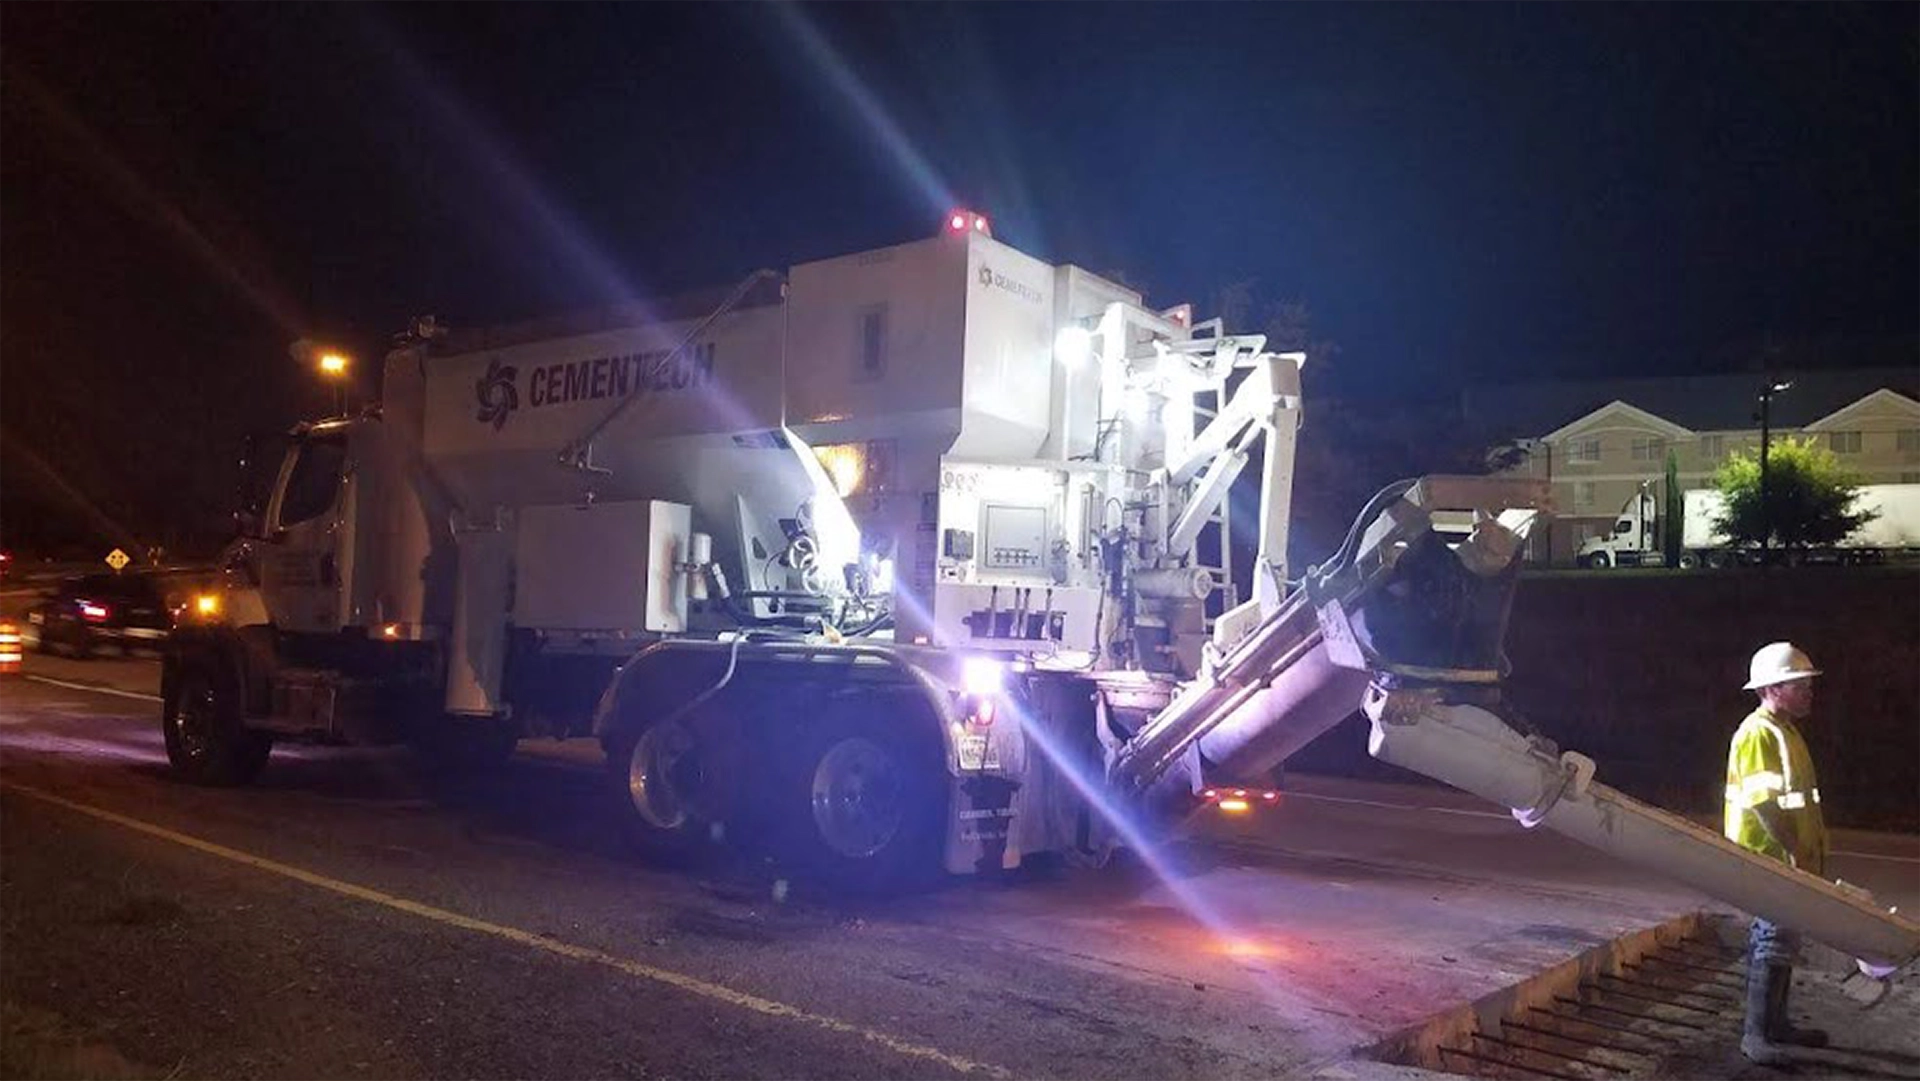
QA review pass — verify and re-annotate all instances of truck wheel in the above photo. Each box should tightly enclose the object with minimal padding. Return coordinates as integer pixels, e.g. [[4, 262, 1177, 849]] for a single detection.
[[1580, 552, 1611, 569], [163, 664, 272, 786], [1677, 552, 1700, 569], [606, 719, 709, 864], [782, 706, 943, 894]]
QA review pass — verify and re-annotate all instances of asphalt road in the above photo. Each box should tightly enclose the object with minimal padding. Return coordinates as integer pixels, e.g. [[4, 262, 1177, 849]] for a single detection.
[[3, 655, 1916, 1080]]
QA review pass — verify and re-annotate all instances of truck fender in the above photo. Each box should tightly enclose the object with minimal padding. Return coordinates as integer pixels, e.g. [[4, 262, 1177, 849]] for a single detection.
[[163, 624, 262, 720], [591, 640, 979, 777]]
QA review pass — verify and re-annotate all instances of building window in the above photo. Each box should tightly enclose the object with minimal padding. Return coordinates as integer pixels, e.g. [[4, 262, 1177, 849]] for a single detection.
[[1827, 431, 1861, 454], [853, 305, 888, 382], [1898, 429, 1920, 455], [1573, 481, 1596, 511], [1698, 434, 1724, 462], [1566, 437, 1601, 464], [1631, 436, 1667, 462]]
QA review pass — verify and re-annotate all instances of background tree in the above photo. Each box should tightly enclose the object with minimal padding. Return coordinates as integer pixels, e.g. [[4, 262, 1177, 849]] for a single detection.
[[1711, 436, 1876, 549]]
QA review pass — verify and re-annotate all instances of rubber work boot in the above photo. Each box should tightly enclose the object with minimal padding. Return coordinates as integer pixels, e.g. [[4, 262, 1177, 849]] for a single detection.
[[1740, 962, 1793, 1065], [1768, 964, 1830, 1048]]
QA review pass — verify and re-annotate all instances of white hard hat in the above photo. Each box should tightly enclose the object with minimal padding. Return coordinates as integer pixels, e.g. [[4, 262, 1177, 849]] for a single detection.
[[1745, 642, 1821, 690]]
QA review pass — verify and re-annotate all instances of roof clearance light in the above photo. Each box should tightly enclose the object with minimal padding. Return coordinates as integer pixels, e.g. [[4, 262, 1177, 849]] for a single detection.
[[945, 210, 990, 238]]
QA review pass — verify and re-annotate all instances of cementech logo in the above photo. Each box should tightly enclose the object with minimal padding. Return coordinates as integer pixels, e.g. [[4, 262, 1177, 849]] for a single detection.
[[475, 358, 520, 430], [977, 265, 1043, 305], [472, 344, 718, 430]]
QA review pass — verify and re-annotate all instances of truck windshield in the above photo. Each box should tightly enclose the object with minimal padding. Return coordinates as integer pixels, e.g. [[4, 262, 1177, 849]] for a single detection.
[[279, 436, 347, 527]]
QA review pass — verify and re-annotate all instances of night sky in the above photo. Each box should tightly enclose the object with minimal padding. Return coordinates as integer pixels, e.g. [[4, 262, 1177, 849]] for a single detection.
[[2, 3, 1915, 555]]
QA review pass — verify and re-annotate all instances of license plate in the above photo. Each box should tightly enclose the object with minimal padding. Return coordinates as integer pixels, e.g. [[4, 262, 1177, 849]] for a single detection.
[[958, 733, 1001, 771]]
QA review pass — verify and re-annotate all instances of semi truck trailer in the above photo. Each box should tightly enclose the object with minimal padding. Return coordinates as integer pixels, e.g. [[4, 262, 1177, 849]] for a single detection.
[[165, 213, 1916, 973], [1577, 483, 1920, 569]]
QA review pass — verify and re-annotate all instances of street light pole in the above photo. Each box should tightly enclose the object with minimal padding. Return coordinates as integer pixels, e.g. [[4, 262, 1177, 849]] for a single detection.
[[1756, 380, 1792, 565]]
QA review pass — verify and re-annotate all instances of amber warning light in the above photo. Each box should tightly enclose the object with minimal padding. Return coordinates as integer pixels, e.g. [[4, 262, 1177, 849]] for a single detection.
[[1200, 787, 1282, 815]]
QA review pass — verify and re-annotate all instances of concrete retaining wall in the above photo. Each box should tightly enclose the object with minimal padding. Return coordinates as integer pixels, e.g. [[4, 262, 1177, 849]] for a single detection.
[[1288, 567, 1920, 831]]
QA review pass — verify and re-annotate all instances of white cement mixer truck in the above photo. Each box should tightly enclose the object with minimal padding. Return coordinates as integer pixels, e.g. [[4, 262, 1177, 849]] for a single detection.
[[163, 214, 1914, 972]]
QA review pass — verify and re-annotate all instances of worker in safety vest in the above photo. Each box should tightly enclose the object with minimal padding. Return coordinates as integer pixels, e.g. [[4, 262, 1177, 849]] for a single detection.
[[1725, 641, 1831, 1064]]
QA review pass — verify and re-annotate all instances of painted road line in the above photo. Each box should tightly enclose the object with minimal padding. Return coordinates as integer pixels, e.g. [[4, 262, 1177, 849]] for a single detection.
[[0, 782, 1008, 1078], [22, 674, 162, 703]]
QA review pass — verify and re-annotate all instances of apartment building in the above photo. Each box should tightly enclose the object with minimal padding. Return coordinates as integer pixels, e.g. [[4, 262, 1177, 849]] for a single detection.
[[1465, 367, 1920, 565]]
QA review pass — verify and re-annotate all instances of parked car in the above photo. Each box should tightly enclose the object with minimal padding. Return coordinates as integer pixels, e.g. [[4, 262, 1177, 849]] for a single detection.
[[26, 573, 172, 658]]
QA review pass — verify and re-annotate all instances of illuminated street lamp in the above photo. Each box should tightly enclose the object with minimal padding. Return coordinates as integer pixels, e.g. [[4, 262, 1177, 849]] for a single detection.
[[316, 350, 351, 417], [290, 338, 355, 417]]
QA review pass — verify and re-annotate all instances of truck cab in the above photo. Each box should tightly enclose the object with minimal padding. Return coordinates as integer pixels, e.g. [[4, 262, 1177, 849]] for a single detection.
[[1576, 483, 1667, 569]]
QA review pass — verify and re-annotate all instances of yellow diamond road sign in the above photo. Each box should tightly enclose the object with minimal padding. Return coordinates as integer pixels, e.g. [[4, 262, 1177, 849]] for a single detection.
[[105, 548, 130, 571]]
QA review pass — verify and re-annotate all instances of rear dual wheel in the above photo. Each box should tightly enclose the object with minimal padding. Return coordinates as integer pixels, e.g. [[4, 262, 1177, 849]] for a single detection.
[[605, 702, 945, 893], [607, 718, 710, 865], [781, 706, 944, 895]]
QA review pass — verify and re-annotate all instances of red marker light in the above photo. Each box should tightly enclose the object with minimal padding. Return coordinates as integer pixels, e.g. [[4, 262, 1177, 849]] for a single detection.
[[946, 210, 991, 237], [968, 697, 997, 727], [1201, 789, 1218, 800], [80, 601, 109, 622], [1262, 791, 1279, 802]]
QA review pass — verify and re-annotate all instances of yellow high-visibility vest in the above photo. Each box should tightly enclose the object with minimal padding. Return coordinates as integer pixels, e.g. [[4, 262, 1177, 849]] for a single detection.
[[1724, 705, 1828, 874]]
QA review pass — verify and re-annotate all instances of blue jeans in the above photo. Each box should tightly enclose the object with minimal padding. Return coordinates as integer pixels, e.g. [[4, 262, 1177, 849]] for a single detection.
[[1750, 916, 1802, 968]]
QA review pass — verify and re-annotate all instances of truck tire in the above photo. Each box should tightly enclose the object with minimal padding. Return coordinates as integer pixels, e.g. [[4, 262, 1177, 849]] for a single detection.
[[1677, 551, 1700, 569], [780, 704, 944, 895], [605, 719, 710, 865], [163, 663, 272, 786], [1580, 552, 1611, 570]]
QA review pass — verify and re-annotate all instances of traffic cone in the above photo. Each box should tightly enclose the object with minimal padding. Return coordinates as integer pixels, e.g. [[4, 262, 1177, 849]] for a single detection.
[[0, 621, 22, 676]]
